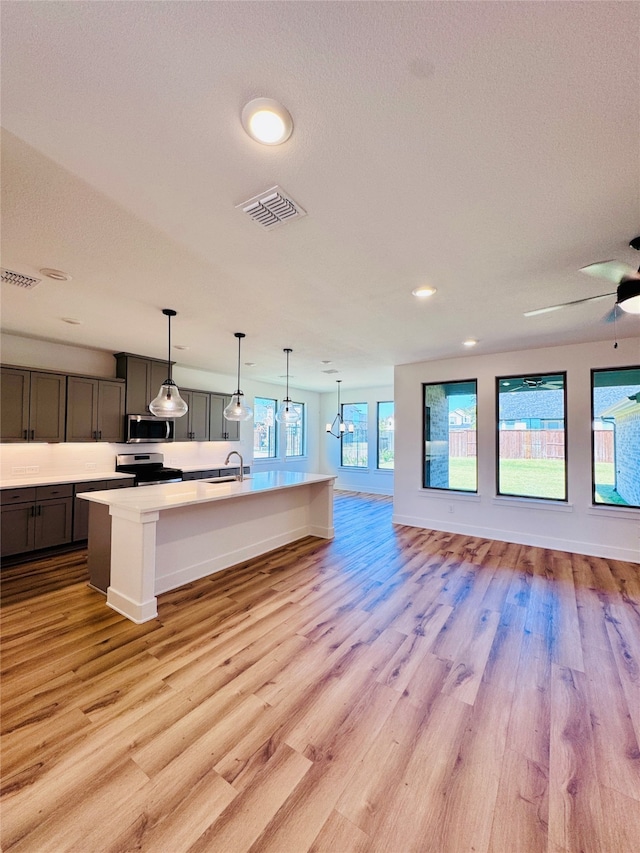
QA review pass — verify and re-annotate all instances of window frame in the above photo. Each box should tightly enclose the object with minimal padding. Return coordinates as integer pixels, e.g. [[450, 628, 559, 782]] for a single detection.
[[590, 366, 640, 509], [285, 401, 306, 458], [340, 402, 369, 468], [376, 401, 394, 470], [422, 379, 478, 493], [253, 396, 278, 460], [495, 372, 568, 502]]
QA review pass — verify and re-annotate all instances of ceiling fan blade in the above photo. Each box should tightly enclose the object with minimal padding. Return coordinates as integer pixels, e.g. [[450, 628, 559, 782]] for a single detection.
[[580, 260, 635, 283], [602, 304, 623, 324], [524, 292, 614, 317]]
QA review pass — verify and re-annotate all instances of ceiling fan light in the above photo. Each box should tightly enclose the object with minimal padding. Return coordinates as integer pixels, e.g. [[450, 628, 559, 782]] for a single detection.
[[617, 279, 640, 314]]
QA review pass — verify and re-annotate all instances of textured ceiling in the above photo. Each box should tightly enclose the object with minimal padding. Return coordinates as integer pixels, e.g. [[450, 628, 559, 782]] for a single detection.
[[1, 1, 638, 391]]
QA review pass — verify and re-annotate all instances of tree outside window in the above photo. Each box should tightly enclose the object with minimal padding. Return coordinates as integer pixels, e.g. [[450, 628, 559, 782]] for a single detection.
[[377, 402, 394, 469], [253, 397, 277, 458], [341, 403, 368, 467]]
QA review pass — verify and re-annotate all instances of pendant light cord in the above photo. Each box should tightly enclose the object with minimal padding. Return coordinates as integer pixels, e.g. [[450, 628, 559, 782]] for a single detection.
[[236, 334, 241, 393], [167, 313, 172, 382]]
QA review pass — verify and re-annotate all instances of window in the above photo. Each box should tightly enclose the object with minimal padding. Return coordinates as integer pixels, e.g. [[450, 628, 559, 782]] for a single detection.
[[341, 403, 368, 467], [497, 373, 566, 500], [592, 367, 640, 508], [423, 380, 477, 492], [377, 402, 394, 469], [253, 397, 277, 459], [285, 402, 305, 457]]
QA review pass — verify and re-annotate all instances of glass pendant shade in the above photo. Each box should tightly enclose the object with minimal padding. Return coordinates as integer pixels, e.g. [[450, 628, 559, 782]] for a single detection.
[[223, 392, 253, 422], [224, 332, 253, 422], [148, 308, 188, 418], [275, 348, 300, 424]]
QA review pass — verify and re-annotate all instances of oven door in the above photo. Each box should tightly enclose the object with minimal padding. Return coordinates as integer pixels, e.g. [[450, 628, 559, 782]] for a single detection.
[[126, 415, 175, 443]]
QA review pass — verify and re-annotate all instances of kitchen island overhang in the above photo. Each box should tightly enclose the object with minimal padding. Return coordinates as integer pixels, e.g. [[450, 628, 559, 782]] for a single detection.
[[79, 471, 336, 623]]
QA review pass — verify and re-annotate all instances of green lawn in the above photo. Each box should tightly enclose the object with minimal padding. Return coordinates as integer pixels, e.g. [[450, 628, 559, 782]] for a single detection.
[[447, 457, 629, 504]]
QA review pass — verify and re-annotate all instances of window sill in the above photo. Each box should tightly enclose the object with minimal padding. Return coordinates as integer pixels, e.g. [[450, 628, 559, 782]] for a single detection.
[[492, 496, 574, 512], [374, 468, 394, 475], [419, 489, 481, 503], [339, 467, 370, 473], [587, 504, 640, 519], [284, 456, 308, 462]]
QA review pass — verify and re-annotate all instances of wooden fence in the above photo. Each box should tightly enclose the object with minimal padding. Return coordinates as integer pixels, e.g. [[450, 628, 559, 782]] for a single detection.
[[449, 429, 614, 462]]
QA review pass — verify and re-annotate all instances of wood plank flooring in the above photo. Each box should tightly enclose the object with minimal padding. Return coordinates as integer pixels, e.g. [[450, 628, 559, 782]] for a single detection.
[[1, 491, 639, 852]]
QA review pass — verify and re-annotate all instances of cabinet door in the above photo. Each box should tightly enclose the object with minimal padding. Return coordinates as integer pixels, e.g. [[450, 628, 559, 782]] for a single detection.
[[1, 503, 35, 556], [209, 394, 225, 441], [97, 380, 125, 442], [123, 357, 151, 414], [0, 367, 30, 442], [66, 377, 99, 441], [221, 396, 240, 441], [34, 498, 73, 550], [73, 481, 107, 541], [30, 372, 66, 442], [173, 391, 192, 441], [190, 392, 210, 441]]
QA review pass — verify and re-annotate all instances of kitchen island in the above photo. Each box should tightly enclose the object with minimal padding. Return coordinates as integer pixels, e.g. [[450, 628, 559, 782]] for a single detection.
[[78, 471, 336, 623]]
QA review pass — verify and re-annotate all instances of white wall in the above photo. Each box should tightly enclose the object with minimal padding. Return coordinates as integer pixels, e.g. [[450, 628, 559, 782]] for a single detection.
[[0, 334, 320, 479], [393, 338, 640, 563], [319, 383, 395, 495]]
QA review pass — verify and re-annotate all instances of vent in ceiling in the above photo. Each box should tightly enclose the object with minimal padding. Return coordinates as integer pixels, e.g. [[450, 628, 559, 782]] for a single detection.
[[236, 186, 306, 231], [322, 369, 340, 374], [1, 268, 41, 290]]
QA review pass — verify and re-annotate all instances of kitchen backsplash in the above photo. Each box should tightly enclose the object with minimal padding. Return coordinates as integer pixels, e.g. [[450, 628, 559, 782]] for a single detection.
[[0, 439, 252, 480]]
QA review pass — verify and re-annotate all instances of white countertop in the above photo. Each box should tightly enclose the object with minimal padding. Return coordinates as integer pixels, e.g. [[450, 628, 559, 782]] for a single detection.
[[77, 471, 335, 514], [0, 471, 135, 489]]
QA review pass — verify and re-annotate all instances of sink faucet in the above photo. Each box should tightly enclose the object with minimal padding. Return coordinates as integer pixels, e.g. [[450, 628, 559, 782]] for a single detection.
[[224, 451, 244, 481]]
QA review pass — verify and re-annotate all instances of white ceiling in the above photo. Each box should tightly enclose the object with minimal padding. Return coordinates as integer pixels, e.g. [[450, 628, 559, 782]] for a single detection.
[[1, 1, 638, 392]]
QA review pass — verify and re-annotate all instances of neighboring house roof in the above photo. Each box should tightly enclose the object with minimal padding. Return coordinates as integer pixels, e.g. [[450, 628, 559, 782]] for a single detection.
[[499, 389, 564, 420], [599, 395, 640, 420], [593, 386, 640, 417]]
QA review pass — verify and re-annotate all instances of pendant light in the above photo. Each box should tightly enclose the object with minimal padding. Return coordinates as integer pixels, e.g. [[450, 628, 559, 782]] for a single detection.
[[276, 348, 300, 424], [148, 308, 188, 418], [326, 380, 354, 438], [223, 332, 253, 422]]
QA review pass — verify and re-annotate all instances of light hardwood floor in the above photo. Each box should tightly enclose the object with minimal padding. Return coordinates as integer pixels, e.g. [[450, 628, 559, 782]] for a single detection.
[[1, 491, 639, 852]]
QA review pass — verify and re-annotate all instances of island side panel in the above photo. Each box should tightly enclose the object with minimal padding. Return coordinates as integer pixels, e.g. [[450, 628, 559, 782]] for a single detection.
[[153, 482, 332, 595], [307, 479, 335, 538], [106, 507, 160, 623]]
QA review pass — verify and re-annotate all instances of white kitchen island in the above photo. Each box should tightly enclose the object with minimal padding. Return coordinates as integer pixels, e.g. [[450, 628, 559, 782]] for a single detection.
[[79, 471, 336, 623]]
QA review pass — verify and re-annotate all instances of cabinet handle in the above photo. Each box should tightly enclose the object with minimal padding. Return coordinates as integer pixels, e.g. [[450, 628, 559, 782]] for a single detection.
[[23, 429, 28, 440], [30, 429, 35, 440], [98, 430, 102, 440], [30, 505, 35, 517], [165, 421, 170, 440]]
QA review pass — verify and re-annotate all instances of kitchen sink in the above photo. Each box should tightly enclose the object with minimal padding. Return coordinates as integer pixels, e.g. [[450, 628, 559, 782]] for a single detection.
[[200, 476, 238, 484]]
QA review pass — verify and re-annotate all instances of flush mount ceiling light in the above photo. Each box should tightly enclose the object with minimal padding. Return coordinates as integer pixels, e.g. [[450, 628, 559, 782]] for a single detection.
[[241, 98, 293, 145], [463, 339, 478, 347], [276, 348, 300, 424], [40, 268, 72, 281], [326, 380, 354, 439], [148, 309, 189, 418], [224, 333, 253, 422], [412, 285, 437, 299]]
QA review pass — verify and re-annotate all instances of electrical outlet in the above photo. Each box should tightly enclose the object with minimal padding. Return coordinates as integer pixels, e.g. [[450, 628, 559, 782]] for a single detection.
[[12, 466, 26, 475], [26, 466, 40, 474], [85, 462, 97, 470], [169, 458, 178, 466]]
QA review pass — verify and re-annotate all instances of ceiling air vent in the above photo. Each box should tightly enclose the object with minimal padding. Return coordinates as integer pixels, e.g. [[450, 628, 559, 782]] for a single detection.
[[1, 268, 41, 290], [236, 186, 307, 231]]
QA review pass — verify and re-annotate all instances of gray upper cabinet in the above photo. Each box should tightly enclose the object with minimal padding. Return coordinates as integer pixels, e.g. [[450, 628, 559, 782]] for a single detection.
[[174, 390, 210, 442], [1, 367, 66, 443], [210, 394, 240, 441], [66, 377, 125, 442], [115, 353, 169, 414]]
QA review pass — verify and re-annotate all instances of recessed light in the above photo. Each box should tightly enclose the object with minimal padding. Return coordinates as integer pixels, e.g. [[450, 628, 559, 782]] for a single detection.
[[412, 286, 437, 299], [463, 339, 478, 347], [173, 344, 189, 350], [62, 317, 82, 325], [241, 98, 293, 145], [244, 362, 256, 367], [321, 360, 332, 365], [41, 268, 72, 281]]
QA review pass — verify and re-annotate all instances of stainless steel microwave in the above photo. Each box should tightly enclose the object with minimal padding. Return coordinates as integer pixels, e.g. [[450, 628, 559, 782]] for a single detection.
[[125, 414, 175, 443]]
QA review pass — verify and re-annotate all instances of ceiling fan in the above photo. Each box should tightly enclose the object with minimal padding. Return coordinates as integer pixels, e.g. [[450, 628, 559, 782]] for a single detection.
[[524, 236, 640, 319], [501, 376, 564, 392]]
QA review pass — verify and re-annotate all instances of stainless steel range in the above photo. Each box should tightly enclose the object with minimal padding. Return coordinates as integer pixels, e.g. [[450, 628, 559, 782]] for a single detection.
[[115, 453, 183, 486]]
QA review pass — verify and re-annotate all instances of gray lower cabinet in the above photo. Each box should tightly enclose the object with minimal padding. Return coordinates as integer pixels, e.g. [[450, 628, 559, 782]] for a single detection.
[[73, 478, 132, 541], [1, 485, 73, 557], [182, 469, 221, 481], [66, 377, 125, 442], [210, 394, 240, 441], [1, 367, 66, 443], [174, 390, 211, 442]]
